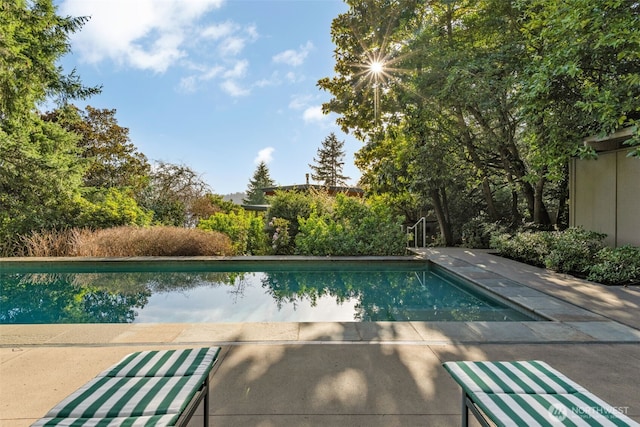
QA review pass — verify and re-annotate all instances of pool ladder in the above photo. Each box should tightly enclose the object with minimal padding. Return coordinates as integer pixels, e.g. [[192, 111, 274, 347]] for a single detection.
[[406, 217, 427, 248]]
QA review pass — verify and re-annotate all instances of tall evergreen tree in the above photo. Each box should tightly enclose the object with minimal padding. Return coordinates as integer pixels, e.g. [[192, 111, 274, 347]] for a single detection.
[[0, 0, 99, 253], [309, 133, 350, 187], [244, 161, 275, 205]]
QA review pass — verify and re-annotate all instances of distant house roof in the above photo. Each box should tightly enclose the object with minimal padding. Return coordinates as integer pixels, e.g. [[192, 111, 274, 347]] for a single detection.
[[241, 204, 270, 212], [262, 184, 364, 197]]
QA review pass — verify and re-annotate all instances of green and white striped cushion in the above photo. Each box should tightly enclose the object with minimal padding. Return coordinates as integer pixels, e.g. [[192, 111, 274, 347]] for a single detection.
[[99, 348, 218, 379], [32, 347, 220, 427], [32, 414, 177, 427], [477, 391, 636, 427], [443, 360, 640, 427], [443, 360, 586, 395]]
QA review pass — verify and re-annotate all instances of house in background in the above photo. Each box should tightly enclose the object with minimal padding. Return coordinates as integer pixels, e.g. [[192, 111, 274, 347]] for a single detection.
[[241, 175, 364, 212], [262, 174, 364, 198], [569, 126, 640, 247], [262, 184, 364, 198]]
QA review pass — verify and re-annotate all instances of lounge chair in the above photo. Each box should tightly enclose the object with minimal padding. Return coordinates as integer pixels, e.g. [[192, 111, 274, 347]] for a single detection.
[[32, 347, 220, 427], [443, 360, 639, 426]]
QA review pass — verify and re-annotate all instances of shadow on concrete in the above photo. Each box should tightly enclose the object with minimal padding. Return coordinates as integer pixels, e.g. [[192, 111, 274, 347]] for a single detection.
[[208, 323, 480, 426]]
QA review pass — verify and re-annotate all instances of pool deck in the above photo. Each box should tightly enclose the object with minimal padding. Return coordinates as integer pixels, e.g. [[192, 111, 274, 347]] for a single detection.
[[1, 248, 639, 426]]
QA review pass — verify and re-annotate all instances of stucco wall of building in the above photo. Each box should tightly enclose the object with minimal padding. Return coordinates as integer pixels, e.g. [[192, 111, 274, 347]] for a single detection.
[[570, 148, 640, 247]]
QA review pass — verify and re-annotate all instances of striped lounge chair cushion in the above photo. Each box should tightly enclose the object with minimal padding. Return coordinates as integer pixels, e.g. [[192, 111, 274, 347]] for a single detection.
[[33, 347, 220, 427], [443, 360, 640, 427]]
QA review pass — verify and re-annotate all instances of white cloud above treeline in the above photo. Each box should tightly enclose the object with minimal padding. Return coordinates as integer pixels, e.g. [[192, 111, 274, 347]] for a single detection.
[[254, 147, 275, 164], [61, 0, 258, 97], [61, 0, 225, 72]]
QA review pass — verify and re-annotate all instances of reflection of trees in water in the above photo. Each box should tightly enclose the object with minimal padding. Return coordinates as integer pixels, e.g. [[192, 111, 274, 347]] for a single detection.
[[1, 266, 521, 324], [227, 273, 253, 303], [1, 271, 241, 324], [260, 269, 506, 321], [1, 272, 151, 324], [261, 270, 361, 314]]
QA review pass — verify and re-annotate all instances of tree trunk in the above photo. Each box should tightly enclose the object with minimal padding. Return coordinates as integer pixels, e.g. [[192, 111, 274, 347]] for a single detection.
[[511, 188, 521, 225], [507, 143, 536, 218], [533, 173, 551, 226], [481, 177, 499, 220], [555, 163, 570, 229], [430, 188, 454, 246], [454, 108, 500, 220], [467, 106, 535, 220]]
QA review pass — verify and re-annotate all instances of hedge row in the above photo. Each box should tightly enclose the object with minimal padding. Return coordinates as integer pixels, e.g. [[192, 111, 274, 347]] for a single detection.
[[490, 227, 640, 286]]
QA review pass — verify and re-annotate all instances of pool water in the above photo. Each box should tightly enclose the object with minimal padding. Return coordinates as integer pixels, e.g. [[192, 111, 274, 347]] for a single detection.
[[0, 260, 534, 323]]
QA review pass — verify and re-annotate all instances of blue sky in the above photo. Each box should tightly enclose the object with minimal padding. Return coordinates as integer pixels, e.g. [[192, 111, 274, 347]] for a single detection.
[[57, 0, 361, 195]]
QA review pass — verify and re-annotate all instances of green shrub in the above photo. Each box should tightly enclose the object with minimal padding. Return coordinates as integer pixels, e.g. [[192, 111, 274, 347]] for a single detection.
[[266, 217, 293, 255], [490, 231, 552, 266], [198, 209, 267, 255], [490, 227, 640, 285], [544, 228, 606, 274], [265, 190, 331, 255], [462, 215, 509, 249], [588, 246, 640, 285], [491, 227, 606, 274], [265, 190, 322, 237], [295, 194, 406, 256]]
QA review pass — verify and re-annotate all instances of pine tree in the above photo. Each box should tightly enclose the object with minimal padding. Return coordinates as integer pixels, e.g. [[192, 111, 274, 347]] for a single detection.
[[309, 133, 350, 186], [244, 161, 275, 204]]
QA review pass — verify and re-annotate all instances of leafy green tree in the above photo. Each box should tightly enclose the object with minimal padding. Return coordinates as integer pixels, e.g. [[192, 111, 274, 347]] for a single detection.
[[322, 0, 626, 242], [517, 0, 640, 157], [140, 161, 211, 227], [309, 133, 350, 186], [243, 161, 275, 205], [42, 105, 150, 193], [77, 188, 153, 229]]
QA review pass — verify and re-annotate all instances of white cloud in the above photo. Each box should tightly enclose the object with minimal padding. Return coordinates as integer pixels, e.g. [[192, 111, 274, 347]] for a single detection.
[[178, 76, 198, 93], [254, 147, 275, 165], [177, 64, 225, 93], [202, 65, 226, 80], [221, 80, 250, 97], [254, 72, 282, 88], [286, 71, 307, 84], [209, 24, 259, 57], [201, 21, 236, 40], [61, 0, 224, 73], [303, 106, 326, 123], [272, 41, 314, 67], [223, 60, 249, 79], [219, 37, 247, 56], [289, 94, 313, 110]]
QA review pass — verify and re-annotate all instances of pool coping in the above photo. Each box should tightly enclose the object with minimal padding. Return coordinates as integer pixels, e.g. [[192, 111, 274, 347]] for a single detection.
[[419, 250, 640, 344], [1, 252, 640, 345]]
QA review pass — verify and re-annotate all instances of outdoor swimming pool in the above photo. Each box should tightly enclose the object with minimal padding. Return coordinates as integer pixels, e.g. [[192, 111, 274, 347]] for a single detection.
[[0, 259, 535, 323]]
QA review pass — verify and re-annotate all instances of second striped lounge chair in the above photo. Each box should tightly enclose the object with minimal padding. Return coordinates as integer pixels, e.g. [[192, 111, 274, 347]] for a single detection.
[[443, 360, 639, 427]]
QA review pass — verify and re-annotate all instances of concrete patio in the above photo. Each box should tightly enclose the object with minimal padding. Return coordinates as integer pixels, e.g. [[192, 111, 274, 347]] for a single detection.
[[1, 248, 639, 426]]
